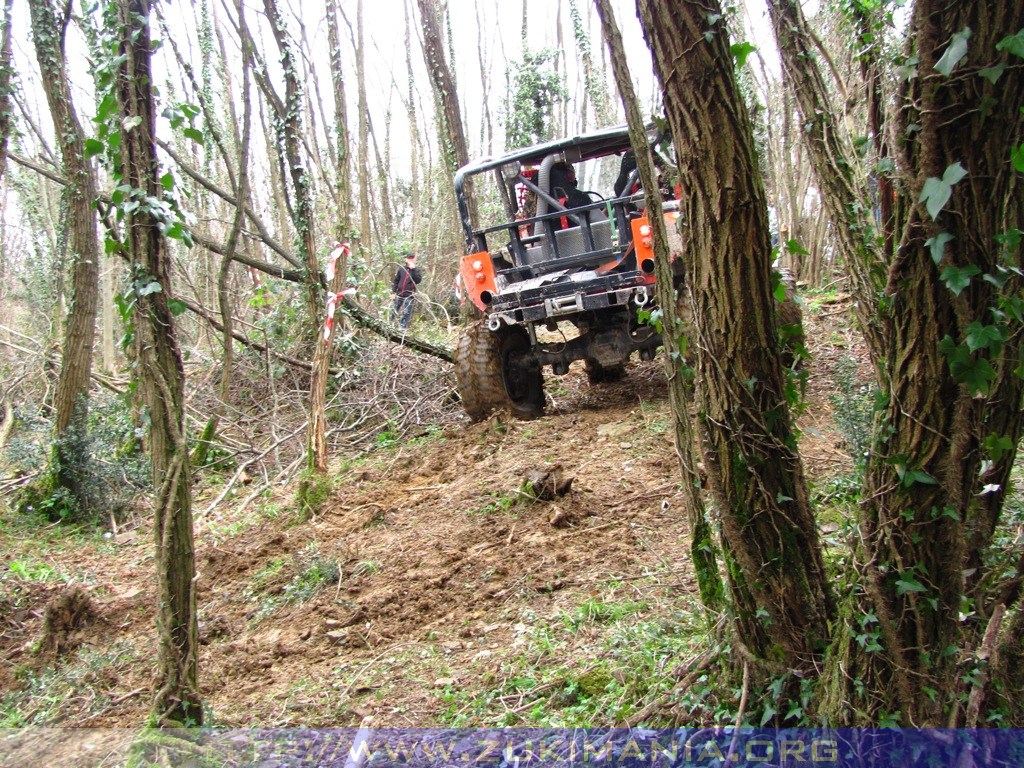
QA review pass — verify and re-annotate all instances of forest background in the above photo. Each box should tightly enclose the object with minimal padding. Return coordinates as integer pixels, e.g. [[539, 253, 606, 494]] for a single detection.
[[0, 0, 1022, 746]]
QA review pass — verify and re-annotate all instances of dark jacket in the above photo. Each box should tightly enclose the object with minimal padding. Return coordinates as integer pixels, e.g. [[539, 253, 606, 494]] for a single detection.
[[392, 264, 422, 297]]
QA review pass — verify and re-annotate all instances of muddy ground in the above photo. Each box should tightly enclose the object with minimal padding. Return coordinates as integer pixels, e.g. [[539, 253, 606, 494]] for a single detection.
[[0, 299, 863, 734]]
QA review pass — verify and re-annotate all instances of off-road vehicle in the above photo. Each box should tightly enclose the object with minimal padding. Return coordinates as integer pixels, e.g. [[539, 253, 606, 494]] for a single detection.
[[453, 125, 684, 421]]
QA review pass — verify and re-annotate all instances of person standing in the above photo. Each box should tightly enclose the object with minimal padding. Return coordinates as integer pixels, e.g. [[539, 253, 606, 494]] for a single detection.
[[391, 252, 422, 331]]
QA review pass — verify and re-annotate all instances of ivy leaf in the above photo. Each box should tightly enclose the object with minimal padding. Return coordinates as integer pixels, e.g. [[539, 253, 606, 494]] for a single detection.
[[895, 573, 927, 595], [899, 468, 937, 488], [160, 173, 175, 191], [730, 41, 757, 68], [122, 115, 142, 132], [996, 28, 1024, 59], [895, 56, 919, 81], [999, 294, 1024, 323], [979, 63, 1005, 84], [1012, 144, 1024, 173], [925, 232, 954, 265], [168, 298, 187, 317], [964, 321, 1006, 353], [934, 27, 971, 76], [940, 335, 995, 395], [183, 127, 204, 145], [983, 433, 1014, 462], [136, 280, 162, 297], [919, 162, 968, 219], [785, 238, 810, 256], [940, 264, 979, 295], [95, 93, 118, 123], [84, 138, 105, 158], [995, 228, 1023, 250]]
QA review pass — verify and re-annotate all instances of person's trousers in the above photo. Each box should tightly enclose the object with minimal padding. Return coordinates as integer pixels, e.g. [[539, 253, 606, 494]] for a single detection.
[[393, 294, 414, 330]]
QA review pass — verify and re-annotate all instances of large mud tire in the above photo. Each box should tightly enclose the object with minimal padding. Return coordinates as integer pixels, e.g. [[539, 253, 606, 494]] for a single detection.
[[456, 321, 545, 422]]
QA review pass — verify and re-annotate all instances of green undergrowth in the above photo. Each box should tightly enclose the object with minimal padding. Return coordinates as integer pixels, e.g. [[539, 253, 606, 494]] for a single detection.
[[0, 641, 139, 727], [438, 587, 711, 728], [243, 542, 343, 623]]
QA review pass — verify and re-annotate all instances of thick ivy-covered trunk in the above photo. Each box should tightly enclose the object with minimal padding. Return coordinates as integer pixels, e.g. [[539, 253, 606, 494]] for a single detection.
[[856, 2, 1024, 724], [771, 0, 1024, 724], [29, 0, 100, 508], [116, 0, 201, 726], [636, 0, 832, 671]]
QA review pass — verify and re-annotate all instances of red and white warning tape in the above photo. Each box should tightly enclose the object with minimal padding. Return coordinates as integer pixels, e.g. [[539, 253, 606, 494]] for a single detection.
[[322, 242, 354, 344]]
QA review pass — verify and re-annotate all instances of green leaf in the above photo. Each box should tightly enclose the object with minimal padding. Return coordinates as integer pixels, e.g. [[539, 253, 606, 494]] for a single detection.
[[925, 232, 954, 265], [998, 293, 1024, 323], [160, 173, 175, 191], [934, 28, 971, 76], [996, 28, 1024, 59], [785, 238, 810, 256], [983, 433, 1015, 462], [964, 322, 1006, 353], [162, 105, 184, 128], [899, 467, 937, 488], [1012, 144, 1024, 173], [760, 704, 777, 727], [979, 63, 1005, 84], [943, 162, 969, 186], [95, 93, 118, 122], [919, 162, 968, 219], [895, 573, 927, 595], [84, 138, 105, 158], [730, 41, 757, 68], [995, 228, 1023, 250], [136, 280, 162, 297], [168, 298, 187, 316], [939, 264, 979, 295], [122, 115, 142, 132], [183, 127, 204, 145], [940, 335, 995, 394]]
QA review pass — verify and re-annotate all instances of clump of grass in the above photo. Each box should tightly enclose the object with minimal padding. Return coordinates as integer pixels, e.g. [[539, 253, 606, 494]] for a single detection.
[[245, 544, 342, 621], [439, 592, 707, 728], [0, 642, 138, 726]]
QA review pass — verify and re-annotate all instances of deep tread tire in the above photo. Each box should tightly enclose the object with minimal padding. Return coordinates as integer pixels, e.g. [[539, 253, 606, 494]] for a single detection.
[[456, 321, 545, 422], [584, 359, 626, 384]]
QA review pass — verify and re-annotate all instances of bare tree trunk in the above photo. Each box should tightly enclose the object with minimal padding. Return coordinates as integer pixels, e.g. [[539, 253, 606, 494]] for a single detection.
[[403, 0, 422, 243], [116, 0, 200, 726], [473, 0, 493, 156], [637, 0, 833, 671], [258, 0, 330, 477], [416, 0, 476, 225], [0, 0, 14, 181], [29, 0, 101, 509], [307, 0, 355, 477], [327, 0, 351, 240], [767, 0, 886, 374], [355, 0, 371, 258], [594, 0, 723, 612], [218, 0, 253, 408]]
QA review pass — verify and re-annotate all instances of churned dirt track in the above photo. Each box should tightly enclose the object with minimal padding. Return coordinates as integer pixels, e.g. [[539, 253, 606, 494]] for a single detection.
[[0, 301, 861, 735]]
